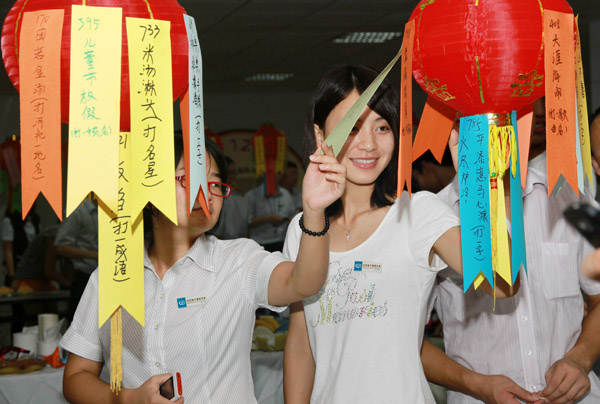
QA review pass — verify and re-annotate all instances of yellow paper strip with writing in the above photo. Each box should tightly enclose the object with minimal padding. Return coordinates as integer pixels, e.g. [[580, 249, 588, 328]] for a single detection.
[[99, 132, 144, 327], [575, 17, 593, 187], [67, 5, 121, 216], [127, 18, 177, 224]]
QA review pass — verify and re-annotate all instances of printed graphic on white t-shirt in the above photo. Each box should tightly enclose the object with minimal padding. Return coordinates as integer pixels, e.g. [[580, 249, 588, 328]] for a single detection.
[[305, 261, 388, 328]]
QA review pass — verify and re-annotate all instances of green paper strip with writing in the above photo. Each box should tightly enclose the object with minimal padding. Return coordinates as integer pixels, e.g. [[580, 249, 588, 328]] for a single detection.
[[324, 47, 402, 156]]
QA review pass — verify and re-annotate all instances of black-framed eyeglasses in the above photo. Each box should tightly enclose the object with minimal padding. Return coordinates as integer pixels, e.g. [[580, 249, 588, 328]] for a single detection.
[[175, 175, 232, 198]]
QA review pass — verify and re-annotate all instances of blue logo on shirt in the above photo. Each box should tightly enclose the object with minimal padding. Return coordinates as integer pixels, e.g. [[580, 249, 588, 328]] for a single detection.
[[354, 261, 362, 271], [177, 297, 187, 308]]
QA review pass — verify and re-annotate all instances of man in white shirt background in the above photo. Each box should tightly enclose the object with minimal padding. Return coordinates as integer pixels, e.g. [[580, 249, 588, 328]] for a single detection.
[[427, 100, 600, 404]]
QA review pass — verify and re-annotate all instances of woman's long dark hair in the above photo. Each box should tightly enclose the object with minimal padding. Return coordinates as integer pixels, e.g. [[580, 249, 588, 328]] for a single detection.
[[143, 132, 228, 240], [304, 64, 399, 217]]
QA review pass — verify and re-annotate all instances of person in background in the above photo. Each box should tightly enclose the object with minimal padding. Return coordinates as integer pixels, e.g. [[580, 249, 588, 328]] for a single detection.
[[279, 161, 303, 212], [425, 100, 600, 404], [245, 175, 296, 252], [2, 208, 38, 287], [61, 134, 345, 403], [13, 224, 71, 290], [413, 149, 455, 193], [527, 97, 548, 173], [214, 156, 249, 239], [54, 198, 98, 321]]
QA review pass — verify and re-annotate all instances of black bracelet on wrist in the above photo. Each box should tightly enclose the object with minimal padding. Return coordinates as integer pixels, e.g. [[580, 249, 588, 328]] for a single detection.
[[299, 213, 329, 236]]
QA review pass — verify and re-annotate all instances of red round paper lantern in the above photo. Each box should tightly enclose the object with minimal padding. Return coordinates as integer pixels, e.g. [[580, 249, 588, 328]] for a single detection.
[[1, 0, 188, 131], [410, 0, 573, 116]]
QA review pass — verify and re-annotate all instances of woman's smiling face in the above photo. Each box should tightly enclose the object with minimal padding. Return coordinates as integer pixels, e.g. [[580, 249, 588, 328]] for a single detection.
[[317, 89, 395, 187]]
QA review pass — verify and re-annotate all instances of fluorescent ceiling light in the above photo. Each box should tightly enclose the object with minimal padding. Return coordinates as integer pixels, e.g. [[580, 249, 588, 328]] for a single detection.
[[333, 32, 402, 44], [245, 73, 294, 82]]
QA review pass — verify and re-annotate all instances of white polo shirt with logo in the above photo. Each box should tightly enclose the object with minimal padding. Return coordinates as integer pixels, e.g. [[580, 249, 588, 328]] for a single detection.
[[60, 235, 286, 403], [283, 192, 459, 404]]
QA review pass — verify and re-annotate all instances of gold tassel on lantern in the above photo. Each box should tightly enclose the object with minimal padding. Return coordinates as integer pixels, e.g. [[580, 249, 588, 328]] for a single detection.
[[110, 307, 123, 394]]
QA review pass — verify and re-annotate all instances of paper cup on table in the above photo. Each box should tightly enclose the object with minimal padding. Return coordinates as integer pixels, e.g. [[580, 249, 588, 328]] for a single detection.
[[37, 339, 59, 357], [13, 332, 38, 356], [38, 313, 59, 340]]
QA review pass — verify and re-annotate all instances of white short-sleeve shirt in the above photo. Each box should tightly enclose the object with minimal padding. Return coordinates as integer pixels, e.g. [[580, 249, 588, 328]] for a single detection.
[[283, 192, 459, 404], [60, 235, 286, 403], [433, 170, 600, 403]]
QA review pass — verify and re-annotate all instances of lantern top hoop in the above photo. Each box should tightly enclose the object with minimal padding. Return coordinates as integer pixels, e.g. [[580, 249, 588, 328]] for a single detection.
[[487, 113, 512, 127]]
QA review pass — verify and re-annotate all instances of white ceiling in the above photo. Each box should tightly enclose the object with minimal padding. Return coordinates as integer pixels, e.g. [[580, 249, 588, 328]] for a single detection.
[[1, 0, 599, 96]]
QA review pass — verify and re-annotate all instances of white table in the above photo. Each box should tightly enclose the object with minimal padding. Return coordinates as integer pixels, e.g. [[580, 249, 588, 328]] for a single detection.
[[0, 367, 65, 404], [0, 351, 284, 404]]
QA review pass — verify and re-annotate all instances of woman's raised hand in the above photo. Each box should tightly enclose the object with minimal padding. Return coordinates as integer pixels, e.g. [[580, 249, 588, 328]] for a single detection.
[[301, 142, 346, 213]]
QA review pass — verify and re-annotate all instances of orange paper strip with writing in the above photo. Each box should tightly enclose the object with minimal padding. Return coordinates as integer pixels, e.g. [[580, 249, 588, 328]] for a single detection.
[[412, 96, 454, 163], [19, 10, 64, 220], [398, 19, 415, 197], [575, 17, 593, 187], [544, 10, 577, 196], [67, 5, 121, 216], [128, 18, 177, 224], [98, 132, 144, 327]]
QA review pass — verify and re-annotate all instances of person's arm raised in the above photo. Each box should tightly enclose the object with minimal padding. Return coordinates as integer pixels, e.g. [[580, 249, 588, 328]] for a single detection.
[[268, 143, 345, 306]]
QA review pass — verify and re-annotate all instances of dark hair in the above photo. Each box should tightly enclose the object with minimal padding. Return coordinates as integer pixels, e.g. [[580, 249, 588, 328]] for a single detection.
[[143, 132, 228, 239], [304, 64, 399, 217], [286, 161, 298, 170], [413, 148, 453, 173]]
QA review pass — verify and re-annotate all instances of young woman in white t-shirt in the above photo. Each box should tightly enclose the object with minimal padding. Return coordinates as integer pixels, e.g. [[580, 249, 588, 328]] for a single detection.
[[282, 64, 469, 404], [61, 133, 346, 404]]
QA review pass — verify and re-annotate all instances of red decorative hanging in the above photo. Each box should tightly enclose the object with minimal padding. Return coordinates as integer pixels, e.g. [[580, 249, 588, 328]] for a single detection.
[[409, 0, 572, 116], [1, 0, 189, 131], [252, 124, 287, 196]]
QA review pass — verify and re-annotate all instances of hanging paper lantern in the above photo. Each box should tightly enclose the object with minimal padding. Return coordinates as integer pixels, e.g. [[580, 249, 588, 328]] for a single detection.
[[411, 0, 573, 115], [408, 0, 577, 292], [252, 124, 287, 196], [1, 0, 189, 131]]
